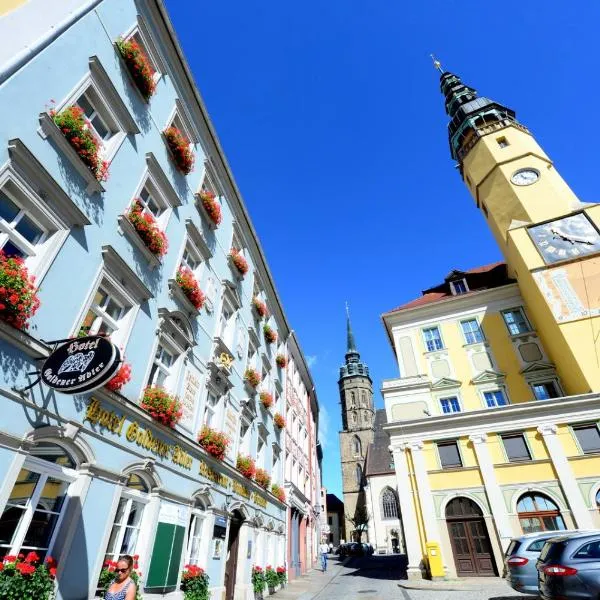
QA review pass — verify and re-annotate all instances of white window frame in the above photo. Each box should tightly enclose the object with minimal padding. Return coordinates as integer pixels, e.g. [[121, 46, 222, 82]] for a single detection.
[[437, 440, 463, 469], [120, 19, 166, 84], [531, 380, 562, 401], [218, 294, 238, 352], [185, 505, 207, 566], [502, 307, 532, 336], [483, 389, 508, 408], [439, 396, 461, 414], [165, 102, 198, 147], [460, 317, 484, 345], [450, 279, 469, 295], [422, 326, 444, 352], [203, 389, 222, 428]]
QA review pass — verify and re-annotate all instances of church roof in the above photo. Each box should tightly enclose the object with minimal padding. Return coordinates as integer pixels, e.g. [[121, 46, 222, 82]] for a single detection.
[[326, 493, 344, 513], [384, 262, 514, 313], [364, 409, 394, 476]]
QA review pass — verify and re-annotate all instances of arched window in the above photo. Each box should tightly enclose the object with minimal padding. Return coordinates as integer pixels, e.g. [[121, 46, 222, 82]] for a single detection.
[[381, 488, 399, 519], [0, 442, 77, 559], [355, 464, 362, 487], [517, 492, 566, 533], [350, 392, 356, 408], [361, 391, 367, 406], [353, 436, 362, 456], [186, 497, 208, 566], [596, 489, 600, 510]]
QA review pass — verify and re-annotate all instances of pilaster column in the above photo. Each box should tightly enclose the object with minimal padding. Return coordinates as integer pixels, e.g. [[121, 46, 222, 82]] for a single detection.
[[537, 424, 594, 529], [390, 443, 422, 578], [469, 433, 513, 550]]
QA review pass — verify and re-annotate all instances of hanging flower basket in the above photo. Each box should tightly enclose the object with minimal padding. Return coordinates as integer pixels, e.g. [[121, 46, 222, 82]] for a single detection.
[[51, 104, 109, 182], [271, 483, 286, 503], [274, 413, 286, 429], [105, 361, 132, 392], [263, 325, 277, 344], [181, 565, 210, 600], [236, 454, 256, 479], [126, 201, 168, 257], [198, 425, 230, 461], [116, 37, 157, 101], [141, 386, 182, 428], [275, 354, 287, 368], [164, 126, 194, 174], [0, 251, 40, 330], [244, 368, 261, 388], [229, 248, 248, 276], [0, 553, 57, 600], [199, 190, 222, 227], [176, 267, 205, 310], [252, 297, 268, 318], [99, 556, 143, 600], [259, 391, 273, 410], [254, 468, 271, 490]]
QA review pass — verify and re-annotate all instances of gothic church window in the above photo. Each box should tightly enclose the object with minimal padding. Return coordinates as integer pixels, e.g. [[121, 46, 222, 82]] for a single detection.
[[350, 392, 356, 408], [381, 488, 399, 519], [361, 391, 366, 406], [353, 436, 361, 457], [352, 412, 357, 424], [355, 464, 362, 487]]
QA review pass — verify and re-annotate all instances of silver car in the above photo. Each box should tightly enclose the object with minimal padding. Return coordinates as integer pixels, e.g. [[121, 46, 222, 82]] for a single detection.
[[505, 530, 594, 594]]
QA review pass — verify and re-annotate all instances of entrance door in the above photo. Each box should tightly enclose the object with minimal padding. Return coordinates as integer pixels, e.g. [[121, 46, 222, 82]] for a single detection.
[[446, 498, 495, 577], [224, 513, 243, 600]]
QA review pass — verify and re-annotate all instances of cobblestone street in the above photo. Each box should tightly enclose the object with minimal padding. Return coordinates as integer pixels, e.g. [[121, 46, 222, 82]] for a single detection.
[[276, 555, 538, 600]]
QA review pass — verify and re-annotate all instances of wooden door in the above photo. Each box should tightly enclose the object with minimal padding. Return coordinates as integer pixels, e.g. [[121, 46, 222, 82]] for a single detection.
[[224, 517, 242, 600]]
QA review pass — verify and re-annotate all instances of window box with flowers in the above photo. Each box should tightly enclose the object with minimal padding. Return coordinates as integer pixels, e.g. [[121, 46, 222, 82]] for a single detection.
[[98, 556, 142, 600], [0, 553, 57, 600], [273, 413, 286, 430], [196, 190, 222, 229], [252, 297, 268, 319], [171, 267, 205, 315], [140, 386, 182, 428], [198, 425, 230, 461], [275, 354, 287, 368], [120, 200, 168, 269], [263, 325, 277, 345], [164, 126, 194, 175], [181, 564, 210, 600], [244, 368, 261, 391], [236, 454, 256, 480], [105, 361, 132, 394], [228, 249, 248, 278], [271, 483, 286, 504], [254, 468, 270, 490], [116, 37, 157, 102], [0, 250, 40, 331], [251, 566, 266, 599], [259, 391, 273, 410]]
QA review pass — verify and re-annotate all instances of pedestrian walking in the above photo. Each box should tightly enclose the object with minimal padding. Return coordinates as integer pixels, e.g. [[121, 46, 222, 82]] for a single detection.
[[320, 542, 329, 572], [104, 555, 137, 600]]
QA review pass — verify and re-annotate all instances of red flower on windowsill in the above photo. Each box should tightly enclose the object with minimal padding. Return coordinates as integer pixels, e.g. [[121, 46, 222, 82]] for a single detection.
[[252, 296, 268, 318], [105, 361, 132, 392], [260, 391, 274, 409], [263, 324, 277, 344], [198, 425, 230, 461], [274, 413, 286, 429], [236, 454, 256, 479], [126, 200, 168, 257], [176, 267, 205, 310], [254, 468, 271, 490], [275, 354, 287, 368], [116, 37, 157, 101], [199, 190, 222, 226], [164, 126, 194, 174], [229, 248, 248, 276], [244, 368, 261, 388], [0, 251, 40, 330], [140, 386, 182, 428]]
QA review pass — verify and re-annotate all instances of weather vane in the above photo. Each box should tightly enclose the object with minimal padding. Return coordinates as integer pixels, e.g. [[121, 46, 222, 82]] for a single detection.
[[430, 54, 443, 73]]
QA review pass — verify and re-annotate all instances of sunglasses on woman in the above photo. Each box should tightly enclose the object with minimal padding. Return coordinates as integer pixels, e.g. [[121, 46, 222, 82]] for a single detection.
[[115, 568, 129, 574]]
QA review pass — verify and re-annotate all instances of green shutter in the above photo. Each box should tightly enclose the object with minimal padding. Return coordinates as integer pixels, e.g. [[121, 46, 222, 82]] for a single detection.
[[146, 522, 186, 591]]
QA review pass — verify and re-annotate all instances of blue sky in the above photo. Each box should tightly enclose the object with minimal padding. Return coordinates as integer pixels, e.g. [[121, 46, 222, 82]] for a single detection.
[[165, 0, 600, 498]]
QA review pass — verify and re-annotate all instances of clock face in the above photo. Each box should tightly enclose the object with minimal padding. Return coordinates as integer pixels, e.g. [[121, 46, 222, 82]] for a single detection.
[[528, 213, 600, 264], [511, 168, 540, 186]]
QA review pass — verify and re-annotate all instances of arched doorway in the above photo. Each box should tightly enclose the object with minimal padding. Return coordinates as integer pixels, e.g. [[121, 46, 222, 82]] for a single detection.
[[224, 510, 244, 600], [517, 492, 566, 533], [445, 497, 496, 576]]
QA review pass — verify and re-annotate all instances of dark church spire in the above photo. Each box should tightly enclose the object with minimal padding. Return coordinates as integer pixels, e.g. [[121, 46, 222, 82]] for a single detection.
[[340, 305, 371, 382], [346, 303, 357, 354]]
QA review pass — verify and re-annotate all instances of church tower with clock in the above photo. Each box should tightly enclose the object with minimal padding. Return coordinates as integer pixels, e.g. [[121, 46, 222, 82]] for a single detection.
[[435, 60, 600, 394]]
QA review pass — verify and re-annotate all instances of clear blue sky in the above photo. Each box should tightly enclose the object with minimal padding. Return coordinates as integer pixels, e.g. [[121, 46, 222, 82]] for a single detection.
[[165, 0, 600, 498]]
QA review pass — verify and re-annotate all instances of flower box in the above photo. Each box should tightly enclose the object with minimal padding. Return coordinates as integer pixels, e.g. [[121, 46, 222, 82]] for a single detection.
[[255, 468, 271, 490], [198, 425, 230, 461], [176, 267, 205, 310], [198, 190, 222, 228], [126, 201, 168, 258], [105, 361, 132, 393], [259, 392, 273, 410], [244, 368, 261, 389], [0, 553, 57, 600], [141, 386, 182, 428], [263, 325, 277, 344], [0, 251, 40, 330], [275, 354, 287, 368], [229, 249, 248, 277], [237, 454, 256, 479], [252, 297, 268, 319], [116, 37, 157, 101], [164, 126, 194, 174], [182, 564, 210, 600], [273, 413, 285, 429], [271, 483, 286, 503]]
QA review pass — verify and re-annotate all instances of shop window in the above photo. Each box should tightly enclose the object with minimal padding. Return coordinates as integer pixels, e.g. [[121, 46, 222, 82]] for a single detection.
[[438, 441, 462, 469], [0, 442, 77, 560], [573, 424, 600, 454], [517, 492, 566, 534], [502, 307, 531, 335], [532, 381, 561, 400], [381, 488, 399, 519], [185, 501, 206, 566], [104, 473, 150, 563], [502, 433, 532, 462]]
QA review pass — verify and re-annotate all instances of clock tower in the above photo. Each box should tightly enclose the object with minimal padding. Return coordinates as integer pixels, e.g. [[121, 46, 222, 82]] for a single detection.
[[436, 60, 600, 393]]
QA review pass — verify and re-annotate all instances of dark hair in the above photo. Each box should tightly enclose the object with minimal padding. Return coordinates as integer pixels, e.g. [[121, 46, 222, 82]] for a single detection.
[[117, 555, 134, 570]]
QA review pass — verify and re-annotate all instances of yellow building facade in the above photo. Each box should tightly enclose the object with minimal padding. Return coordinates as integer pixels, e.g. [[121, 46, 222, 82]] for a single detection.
[[382, 68, 600, 579]]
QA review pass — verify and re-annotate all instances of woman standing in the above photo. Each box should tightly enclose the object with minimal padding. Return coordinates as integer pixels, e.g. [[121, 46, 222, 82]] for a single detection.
[[105, 555, 137, 600]]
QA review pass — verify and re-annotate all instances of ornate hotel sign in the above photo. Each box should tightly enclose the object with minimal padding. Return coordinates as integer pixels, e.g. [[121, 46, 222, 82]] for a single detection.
[[41, 336, 121, 393]]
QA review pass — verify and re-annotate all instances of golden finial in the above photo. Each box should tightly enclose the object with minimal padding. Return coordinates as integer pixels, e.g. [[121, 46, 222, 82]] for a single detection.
[[430, 54, 443, 73]]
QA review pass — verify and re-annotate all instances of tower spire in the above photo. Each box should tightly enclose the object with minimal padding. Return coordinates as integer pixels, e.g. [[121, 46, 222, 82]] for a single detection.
[[346, 302, 357, 353], [339, 305, 371, 382]]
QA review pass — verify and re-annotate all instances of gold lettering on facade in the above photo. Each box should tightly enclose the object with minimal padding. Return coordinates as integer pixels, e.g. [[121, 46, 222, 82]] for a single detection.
[[232, 480, 251, 499], [252, 493, 267, 508], [199, 460, 231, 488], [85, 399, 126, 435]]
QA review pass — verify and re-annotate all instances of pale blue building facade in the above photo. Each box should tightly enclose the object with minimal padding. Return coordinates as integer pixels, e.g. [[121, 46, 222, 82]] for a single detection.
[[0, 1, 317, 598]]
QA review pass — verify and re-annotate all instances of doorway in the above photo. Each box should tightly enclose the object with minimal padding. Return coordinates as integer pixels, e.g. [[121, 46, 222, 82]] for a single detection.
[[446, 497, 496, 576], [224, 511, 243, 600]]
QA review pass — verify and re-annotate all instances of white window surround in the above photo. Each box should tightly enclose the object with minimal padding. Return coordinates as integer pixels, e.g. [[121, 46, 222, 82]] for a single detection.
[[203, 388, 222, 428], [439, 396, 461, 414], [460, 317, 485, 345], [185, 506, 208, 566], [120, 19, 166, 81], [450, 279, 469, 295], [422, 325, 444, 352], [476, 384, 510, 408], [165, 102, 199, 145], [502, 307, 532, 336]]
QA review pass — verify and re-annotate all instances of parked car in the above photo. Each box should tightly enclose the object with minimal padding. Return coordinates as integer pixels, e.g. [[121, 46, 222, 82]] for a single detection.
[[362, 543, 374, 556], [537, 531, 600, 599]]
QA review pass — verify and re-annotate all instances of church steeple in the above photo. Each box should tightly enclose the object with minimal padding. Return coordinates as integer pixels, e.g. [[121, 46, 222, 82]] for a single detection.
[[340, 308, 370, 382]]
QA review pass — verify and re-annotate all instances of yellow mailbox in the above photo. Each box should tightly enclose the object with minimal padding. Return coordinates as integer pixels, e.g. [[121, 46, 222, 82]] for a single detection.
[[425, 541, 445, 579]]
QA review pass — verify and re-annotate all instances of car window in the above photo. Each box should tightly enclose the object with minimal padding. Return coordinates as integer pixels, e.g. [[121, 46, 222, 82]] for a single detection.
[[574, 541, 600, 559], [539, 541, 566, 562], [506, 540, 521, 556], [527, 538, 553, 552]]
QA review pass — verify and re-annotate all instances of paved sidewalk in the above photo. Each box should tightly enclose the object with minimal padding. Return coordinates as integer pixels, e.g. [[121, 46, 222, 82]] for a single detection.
[[273, 556, 346, 600]]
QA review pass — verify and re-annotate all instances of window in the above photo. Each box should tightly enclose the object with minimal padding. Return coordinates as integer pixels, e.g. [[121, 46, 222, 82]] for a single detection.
[[79, 284, 128, 338], [532, 382, 560, 400], [497, 136, 509, 148], [502, 434, 531, 462], [440, 397, 461, 414], [148, 344, 175, 387], [451, 279, 469, 295], [381, 488, 399, 519], [438, 441, 462, 469], [502, 308, 531, 335], [573, 541, 600, 560], [218, 296, 237, 351], [361, 391, 367, 406], [355, 465, 362, 487], [0, 443, 76, 560], [203, 392, 219, 427], [350, 392, 356, 408], [573, 424, 600, 454], [353, 436, 362, 456], [104, 474, 149, 562], [181, 242, 202, 272], [327, 516, 332, 526], [483, 390, 507, 408], [76, 90, 115, 143], [517, 492, 566, 534], [423, 326, 443, 352], [257, 435, 266, 469], [461, 318, 483, 344], [186, 501, 206, 566]]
